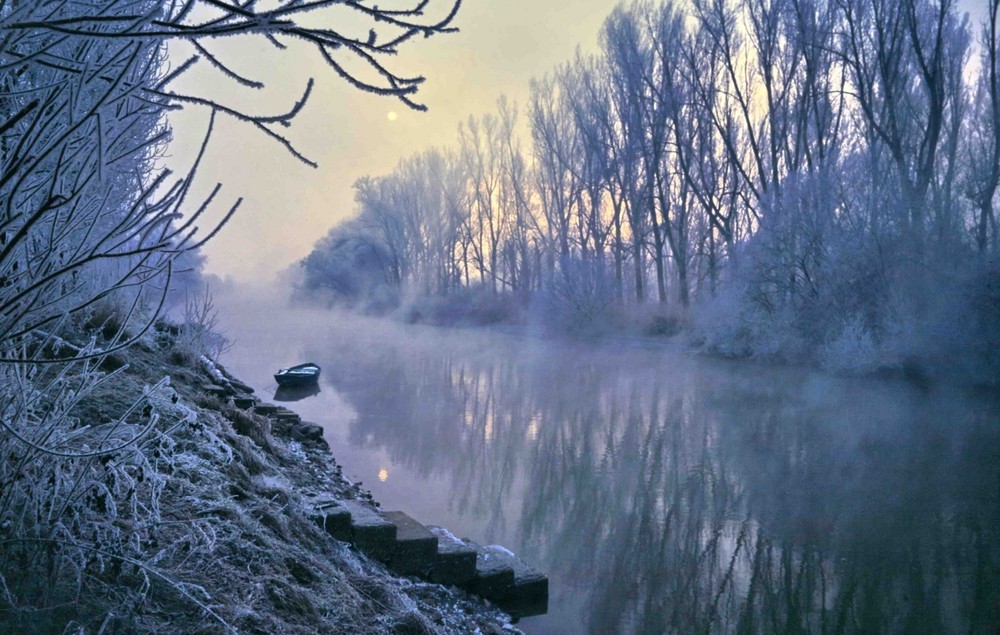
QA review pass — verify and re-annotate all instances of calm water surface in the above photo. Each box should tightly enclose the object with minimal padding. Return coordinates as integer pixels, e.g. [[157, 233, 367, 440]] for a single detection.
[[217, 299, 1000, 634]]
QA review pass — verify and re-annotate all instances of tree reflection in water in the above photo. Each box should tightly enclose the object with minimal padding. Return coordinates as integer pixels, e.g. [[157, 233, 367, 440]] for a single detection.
[[309, 329, 999, 634]]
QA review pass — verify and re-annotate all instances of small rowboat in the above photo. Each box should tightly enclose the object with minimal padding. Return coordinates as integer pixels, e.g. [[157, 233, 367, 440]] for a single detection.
[[274, 362, 321, 387]]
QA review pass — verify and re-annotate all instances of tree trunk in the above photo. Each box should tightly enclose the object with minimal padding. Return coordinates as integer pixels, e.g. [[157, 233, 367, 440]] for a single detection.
[[650, 205, 667, 304]]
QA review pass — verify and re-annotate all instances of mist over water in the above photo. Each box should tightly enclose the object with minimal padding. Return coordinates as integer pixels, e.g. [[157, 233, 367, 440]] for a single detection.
[[215, 287, 1000, 635]]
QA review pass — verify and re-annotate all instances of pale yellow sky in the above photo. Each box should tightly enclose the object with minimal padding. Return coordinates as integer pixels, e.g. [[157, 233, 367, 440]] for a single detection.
[[167, 0, 989, 284], [167, 0, 623, 283]]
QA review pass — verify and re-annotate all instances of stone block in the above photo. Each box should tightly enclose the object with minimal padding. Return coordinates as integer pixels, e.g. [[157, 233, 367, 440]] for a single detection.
[[230, 379, 255, 394], [232, 395, 257, 409], [311, 502, 351, 541], [427, 525, 476, 587], [477, 545, 548, 617], [252, 402, 279, 416], [289, 422, 323, 443], [467, 541, 515, 601], [501, 594, 549, 619], [272, 410, 301, 423], [202, 383, 230, 397], [382, 511, 438, 576], [341, 500, 396, 561], [299, 422, 323, 438]]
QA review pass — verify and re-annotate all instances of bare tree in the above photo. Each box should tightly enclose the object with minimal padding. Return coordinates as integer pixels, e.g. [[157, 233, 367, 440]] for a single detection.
[[495, 98, 537, 296], [530, 69, 585, 284], [837, 0, 967, 256], [963, 0, 1000, 253], [568, 54, 628, 302], [603, 5, 651, 303], [691, 0, 767, 216], [459, 113, 505, 292]]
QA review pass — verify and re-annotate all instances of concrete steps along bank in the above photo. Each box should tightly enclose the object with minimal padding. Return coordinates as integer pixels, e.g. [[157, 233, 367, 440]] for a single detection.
[[222, 386, 548, 618], [311, 502, 548, 617]]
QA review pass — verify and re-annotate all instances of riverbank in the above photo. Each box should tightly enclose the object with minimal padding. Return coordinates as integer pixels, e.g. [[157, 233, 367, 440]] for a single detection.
[[159, 329, 525, 634], [1, 320, 520, 634]]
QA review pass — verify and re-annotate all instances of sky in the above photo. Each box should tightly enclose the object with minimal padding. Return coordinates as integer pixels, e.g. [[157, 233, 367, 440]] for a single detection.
[[166, 0, 624, 284], [167, 0, 990, 285]]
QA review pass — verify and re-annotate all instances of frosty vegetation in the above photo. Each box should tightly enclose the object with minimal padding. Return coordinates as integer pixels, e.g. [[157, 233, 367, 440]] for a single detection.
[[0, 0, 460, 631], [299, 0, 1000, 383]]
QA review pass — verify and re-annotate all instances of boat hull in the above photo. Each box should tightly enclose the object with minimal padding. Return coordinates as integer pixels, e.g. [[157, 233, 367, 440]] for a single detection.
[[274, 363, 321, 387]]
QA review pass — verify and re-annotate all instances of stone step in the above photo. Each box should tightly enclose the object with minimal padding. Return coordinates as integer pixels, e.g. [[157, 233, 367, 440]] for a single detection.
[[340, 500, 396, 562], [311, 502, 351, 541], [426, 525, 476, 587], [290, 421, 323, 442], [252, 402, 279, 416], [382, 511, 438, 577], [310, 502, 547, 617], [480, 544, 548, 618], [466, 541, 516, 601], [232, 395, 257, 409], [462, 542, 549, 617], [202, 383, 231, 398], [229, 379, 255, 394]]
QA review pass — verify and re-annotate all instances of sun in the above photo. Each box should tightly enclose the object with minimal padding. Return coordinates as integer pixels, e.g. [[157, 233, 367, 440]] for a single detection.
[[387, 111, 398, 122]]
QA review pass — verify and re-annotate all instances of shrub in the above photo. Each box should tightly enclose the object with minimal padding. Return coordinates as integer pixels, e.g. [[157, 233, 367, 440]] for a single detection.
[[819, 314, 879, 374], [645, 313, 682, 338]]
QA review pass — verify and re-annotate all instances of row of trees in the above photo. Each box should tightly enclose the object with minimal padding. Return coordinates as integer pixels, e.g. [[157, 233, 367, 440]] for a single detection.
[[302, 0, 1000, 372]]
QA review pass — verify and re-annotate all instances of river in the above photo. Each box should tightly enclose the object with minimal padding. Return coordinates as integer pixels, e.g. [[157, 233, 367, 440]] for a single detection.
[[215, 296, 1000, 634]]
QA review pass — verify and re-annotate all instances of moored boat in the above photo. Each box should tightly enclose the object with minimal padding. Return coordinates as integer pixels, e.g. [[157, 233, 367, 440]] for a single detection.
[[274, 362, 321, 387]]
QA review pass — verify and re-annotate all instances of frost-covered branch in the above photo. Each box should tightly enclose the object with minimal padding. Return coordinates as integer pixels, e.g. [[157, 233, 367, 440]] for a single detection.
[[6, 0, 462, 112]]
